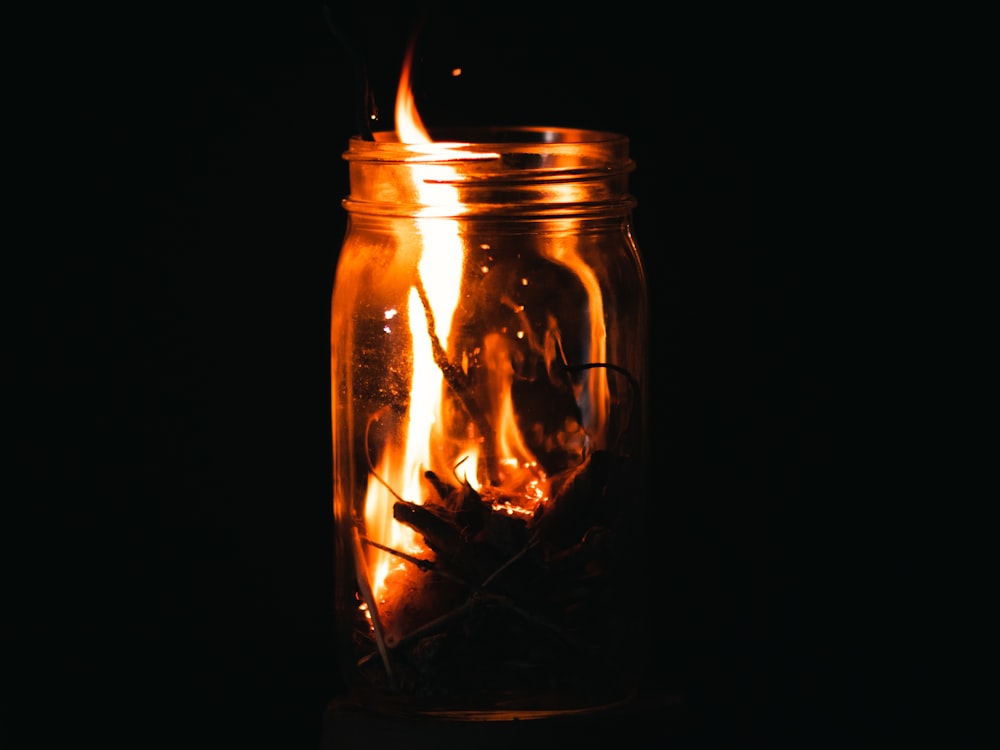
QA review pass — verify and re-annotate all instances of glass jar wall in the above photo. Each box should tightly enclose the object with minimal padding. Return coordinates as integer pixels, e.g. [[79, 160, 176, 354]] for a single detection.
[[330, 127, 649, 720]]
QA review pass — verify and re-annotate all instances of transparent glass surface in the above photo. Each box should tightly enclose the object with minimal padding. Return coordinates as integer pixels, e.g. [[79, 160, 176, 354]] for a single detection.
[[331, 128, 649, 719]]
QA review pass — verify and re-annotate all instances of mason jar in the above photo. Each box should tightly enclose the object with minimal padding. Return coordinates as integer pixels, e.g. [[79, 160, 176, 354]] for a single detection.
[[329, 126, 650, 721]]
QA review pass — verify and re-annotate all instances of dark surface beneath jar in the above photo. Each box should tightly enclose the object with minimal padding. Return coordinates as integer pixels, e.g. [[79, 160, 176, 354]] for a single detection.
[[321, 689, 688, 750]]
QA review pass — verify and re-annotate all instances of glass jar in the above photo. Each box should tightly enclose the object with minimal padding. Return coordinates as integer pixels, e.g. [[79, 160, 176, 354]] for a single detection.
[[330, 126, 650, 721]]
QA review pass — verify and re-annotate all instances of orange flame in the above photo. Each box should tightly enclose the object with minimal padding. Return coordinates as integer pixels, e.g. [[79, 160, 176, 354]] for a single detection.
[[360, 41, 609, 612], [540, 243, 610, 447], [394, 35, 431, 144], [363, 40, 481, 599]]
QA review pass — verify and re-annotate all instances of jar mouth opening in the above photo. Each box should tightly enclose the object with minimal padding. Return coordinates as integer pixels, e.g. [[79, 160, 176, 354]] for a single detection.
[[370, 126, 626, 145], [345, 126, 632, 169]]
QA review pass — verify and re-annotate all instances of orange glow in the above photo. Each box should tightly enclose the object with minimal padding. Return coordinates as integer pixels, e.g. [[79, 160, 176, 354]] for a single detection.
[[360, 40, 614, 619], [540, 243, 610, 447], [482, 332, 548, 507], [363, 39, 498, 601], [394, 35, 431, 144]]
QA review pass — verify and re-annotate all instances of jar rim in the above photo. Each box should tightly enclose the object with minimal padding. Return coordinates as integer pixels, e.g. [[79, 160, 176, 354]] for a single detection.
[[343, 126, 632, 165], [375, 125, 626, 144]]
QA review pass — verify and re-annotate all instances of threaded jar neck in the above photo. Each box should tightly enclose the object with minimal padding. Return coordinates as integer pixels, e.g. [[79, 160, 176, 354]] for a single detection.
[[342, 127, 636, 218]]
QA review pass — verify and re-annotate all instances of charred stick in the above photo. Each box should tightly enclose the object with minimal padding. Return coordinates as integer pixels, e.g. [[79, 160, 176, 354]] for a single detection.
[[422, 469, 454, 505], [422, 470, 486, 538], [413, 276, 500, 484], [393, 499, 504, 586], [455, 483, 486, 536], [393, 500, 463, 559], [360, 535, 435, 571], [360, 534, 471, 588]]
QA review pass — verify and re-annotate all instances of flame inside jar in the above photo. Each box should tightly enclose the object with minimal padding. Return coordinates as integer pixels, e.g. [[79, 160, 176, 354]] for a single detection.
[[330, 39, 648, 712], [361, 47, 550, 611]]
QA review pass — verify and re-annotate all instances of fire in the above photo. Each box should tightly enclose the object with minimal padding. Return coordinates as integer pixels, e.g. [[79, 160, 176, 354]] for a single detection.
[[362, 39, 496, 599], [539, 244, 610, 448], [392, 34, 429, 145], [359, 40, 613, 613]]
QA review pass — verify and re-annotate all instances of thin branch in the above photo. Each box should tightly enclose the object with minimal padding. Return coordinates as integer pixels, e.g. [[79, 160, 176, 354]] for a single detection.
[[413, 275, 500, 484], [351, 525, 395, 687], [360, 534, 471, 588], [364, 406, 406, 503]]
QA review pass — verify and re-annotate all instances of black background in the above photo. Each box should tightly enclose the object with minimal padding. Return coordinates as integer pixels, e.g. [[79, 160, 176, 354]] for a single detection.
[[11, 2, 905, 748]]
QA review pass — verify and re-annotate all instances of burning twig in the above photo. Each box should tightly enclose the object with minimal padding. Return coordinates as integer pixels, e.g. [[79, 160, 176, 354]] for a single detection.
[[413, 275, 501, 484], [392, 498, 508, 586], [360, 536, 429, 572], [424, 468, 485, 536], [449, 455, 478, 488], [360, 535, 474, 592], [391, 450, 617, 598], [421, 469, 455, 507], [353, 448, 633, 697], [393, 500, 463, 559]]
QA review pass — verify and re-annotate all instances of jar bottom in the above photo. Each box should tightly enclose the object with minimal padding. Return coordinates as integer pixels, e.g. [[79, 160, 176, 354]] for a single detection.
[[322, 688, 685, 749], [344, 681, 642, 721]]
